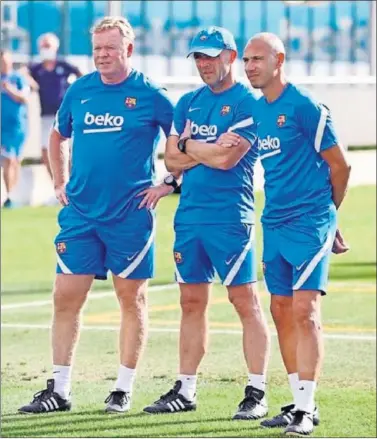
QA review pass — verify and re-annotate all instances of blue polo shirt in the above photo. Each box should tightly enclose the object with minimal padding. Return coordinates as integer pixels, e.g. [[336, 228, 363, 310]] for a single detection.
[[54, 69, 174, 223], [255, 83, 339, 225], [171, 82, 258, 225], [29, 60, 81, 116]]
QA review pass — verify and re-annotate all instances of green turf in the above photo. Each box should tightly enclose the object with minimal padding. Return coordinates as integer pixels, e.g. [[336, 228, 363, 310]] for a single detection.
[[2, 185, 376, 297], [1, 185, 376, 437]]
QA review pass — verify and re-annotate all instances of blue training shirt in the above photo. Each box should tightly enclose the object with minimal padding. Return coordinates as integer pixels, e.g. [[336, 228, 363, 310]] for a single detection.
[[30, 60, 81, 116], [255, 83, 339, 225], [1, 71, 28, 134], [171, 82, 258, 225], [54, 69, 173, 222]]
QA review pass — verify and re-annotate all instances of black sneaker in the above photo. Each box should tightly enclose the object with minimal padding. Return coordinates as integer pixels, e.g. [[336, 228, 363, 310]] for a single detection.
[[284, 410, 314, 436], [105, 390, 131, 413], [261, 404, 320, 428], [232, 386, 268, 420], [143, 380, 196, 414], [18, 379, 71, 414]]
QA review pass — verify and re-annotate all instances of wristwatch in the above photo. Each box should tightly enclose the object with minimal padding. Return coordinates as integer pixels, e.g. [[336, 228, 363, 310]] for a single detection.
[[177, 137, 190, 154], [163, 174, 178, 189]]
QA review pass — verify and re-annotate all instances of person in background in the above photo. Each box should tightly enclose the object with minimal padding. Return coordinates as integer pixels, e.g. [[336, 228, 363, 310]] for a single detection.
[[28, 32, 82, 203], [1, 50, 30, 208]]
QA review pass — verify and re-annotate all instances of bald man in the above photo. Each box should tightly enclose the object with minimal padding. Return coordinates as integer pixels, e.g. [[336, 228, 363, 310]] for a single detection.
[[242, 33, 351, 436]]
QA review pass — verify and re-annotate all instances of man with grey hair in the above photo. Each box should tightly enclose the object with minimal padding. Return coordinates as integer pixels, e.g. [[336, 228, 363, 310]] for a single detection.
[[242, 32, 350, 435], [28, 32, 82, 202], [19, 16, 174, 415]]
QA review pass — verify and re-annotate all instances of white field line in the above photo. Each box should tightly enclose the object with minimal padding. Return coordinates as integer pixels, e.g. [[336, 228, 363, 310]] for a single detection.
[[1, 283, 179, 310], [2, 281, 375, 311], [0, 323, 375, 341]]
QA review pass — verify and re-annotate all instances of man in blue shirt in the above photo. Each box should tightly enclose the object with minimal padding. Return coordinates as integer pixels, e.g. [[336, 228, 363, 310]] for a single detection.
[[19, 17, 174, 415], [28, 33, 82, 198], [143, 27, 271, 421], [242, 33, 351, 436], [1, 50, 29, 208]]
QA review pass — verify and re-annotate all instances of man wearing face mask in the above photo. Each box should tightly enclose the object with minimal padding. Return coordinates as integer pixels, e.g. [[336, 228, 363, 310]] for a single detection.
[[28, 33, 82, 198]]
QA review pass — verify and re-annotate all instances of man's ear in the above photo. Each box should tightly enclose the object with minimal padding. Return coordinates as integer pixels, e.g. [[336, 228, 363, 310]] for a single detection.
[[127, 42, 134, 58], [229, 50, 238, 63], [276, 52, 285, 68]]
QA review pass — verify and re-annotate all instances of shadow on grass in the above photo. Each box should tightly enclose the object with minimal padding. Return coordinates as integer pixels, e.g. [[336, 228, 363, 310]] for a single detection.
[[1, 419, 284, 439], [1, 414, 278, 438]]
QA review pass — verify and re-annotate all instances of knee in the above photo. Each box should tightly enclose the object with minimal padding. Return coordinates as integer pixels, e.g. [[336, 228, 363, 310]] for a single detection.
[[117, 287, 147, 311], [270, 297, 292, 326], [229, 285, 260, 318], [53, 288, 86, 314], [180, 295, 207, 316], [293, 301, 321, 331]]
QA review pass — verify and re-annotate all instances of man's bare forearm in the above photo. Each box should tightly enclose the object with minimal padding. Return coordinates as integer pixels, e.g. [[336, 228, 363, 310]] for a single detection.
[[330, 165, 351, 209], [185, 138, 249, 170], [3, 83, 28, 104], [49, 129, 69, 187], [321, 145, 351, 210], [164, 135, 198, 172]]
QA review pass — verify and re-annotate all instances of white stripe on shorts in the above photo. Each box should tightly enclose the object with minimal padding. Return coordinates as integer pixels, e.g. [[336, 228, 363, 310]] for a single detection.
[[117, 213, 156, 279], [175, 267, 185, 283], [56, 254, 73, 274], [292, 231, 333, 290], [223, 226, 255, 286]]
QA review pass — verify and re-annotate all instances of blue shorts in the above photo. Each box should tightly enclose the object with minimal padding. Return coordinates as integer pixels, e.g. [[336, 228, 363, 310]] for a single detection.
[[173, 223, 257, 286], [1, 131, 26, 159], [262, 204, 337, 296], [55, 205, 155, 280]]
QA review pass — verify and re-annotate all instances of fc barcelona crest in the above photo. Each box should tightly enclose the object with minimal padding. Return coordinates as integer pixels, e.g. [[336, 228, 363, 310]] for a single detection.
[[277, 114, 286, 127], [174, 251, 183, 264], [56, 242, 66, 254], [125, 97, 137, 108], [221, 105, 231, 116]]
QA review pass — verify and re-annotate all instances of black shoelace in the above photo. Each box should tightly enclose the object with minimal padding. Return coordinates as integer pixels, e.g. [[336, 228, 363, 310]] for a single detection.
[[238, 394, 259, 411], [32, 387, 53, 403], [105, 391, 128, 406]]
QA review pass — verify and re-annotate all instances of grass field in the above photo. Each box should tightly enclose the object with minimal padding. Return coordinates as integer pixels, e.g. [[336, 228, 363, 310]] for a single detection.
[[1, 185, 376, 438]]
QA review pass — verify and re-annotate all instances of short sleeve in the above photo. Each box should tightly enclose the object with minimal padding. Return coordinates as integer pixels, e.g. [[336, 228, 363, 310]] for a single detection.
[[65, 62, 82, 77], [227, 94, 258, 147], [296, 97, 340, 153], [53, 84, 74, 138], [170, 94, 190, 137], [154, 88, 174, 137]]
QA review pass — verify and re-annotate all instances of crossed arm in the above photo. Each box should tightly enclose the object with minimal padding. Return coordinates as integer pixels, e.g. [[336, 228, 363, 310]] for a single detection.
[[165, 122, 251, 173]]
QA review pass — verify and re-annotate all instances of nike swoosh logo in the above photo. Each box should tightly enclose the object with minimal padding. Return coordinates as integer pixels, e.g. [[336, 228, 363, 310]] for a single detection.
[[81, 98, 91, 104], [188, 107, 200, 112], [127, 252, 138, 261], [296, 261, 307, 271], [225, 255, 237, 266]]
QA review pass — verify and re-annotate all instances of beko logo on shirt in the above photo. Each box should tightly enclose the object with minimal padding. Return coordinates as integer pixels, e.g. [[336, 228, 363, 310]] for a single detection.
[[83, 111, 124, 134], [258, 136, 280, 150], [191, 121, 218, 140], [258, 136, 281, 160]]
